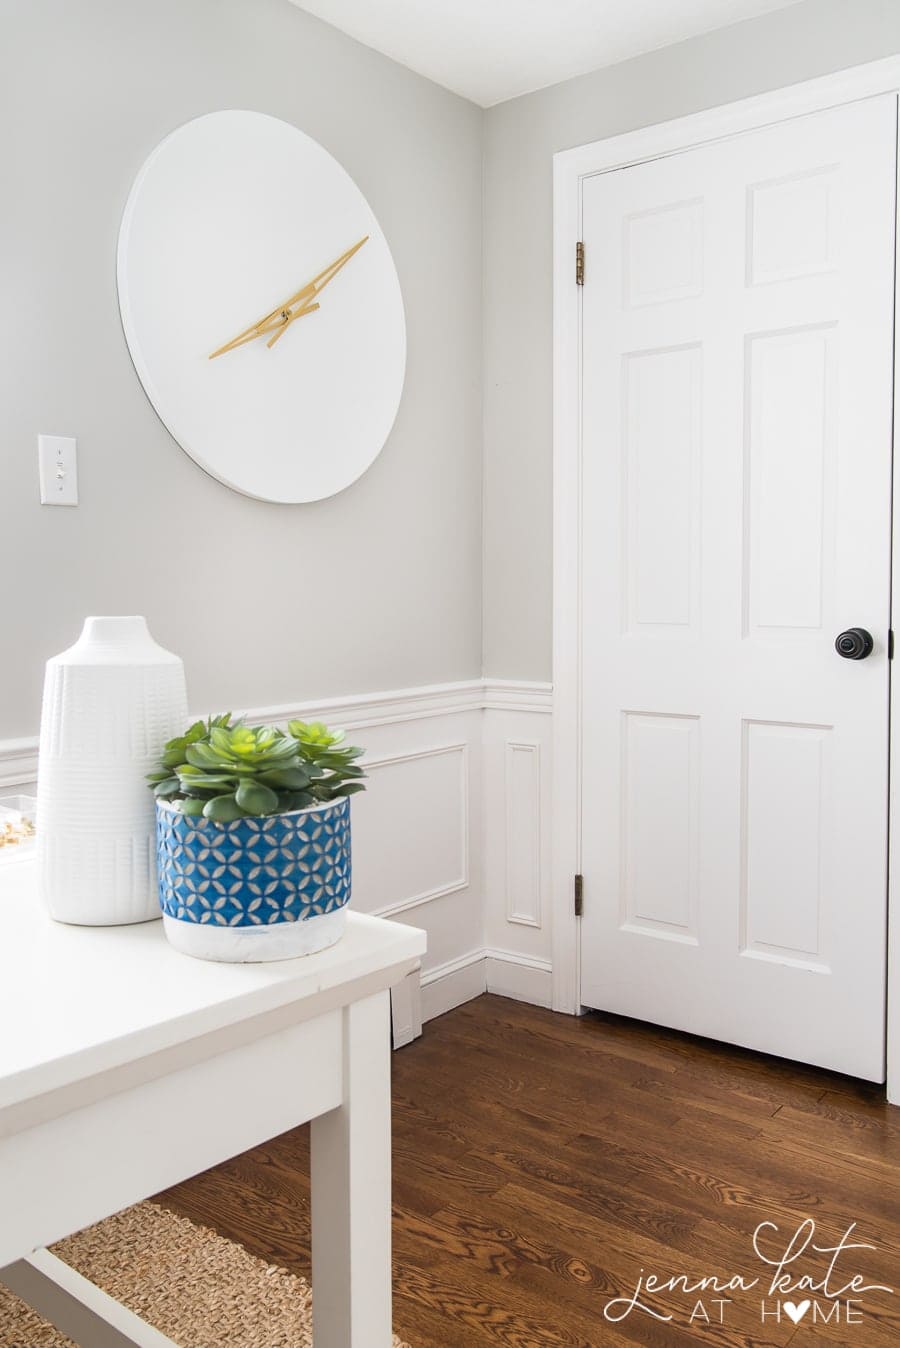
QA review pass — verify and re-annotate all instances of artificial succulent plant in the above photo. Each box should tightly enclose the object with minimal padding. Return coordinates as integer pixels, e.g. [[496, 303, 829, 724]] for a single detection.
[[147, 715, 366, 821]]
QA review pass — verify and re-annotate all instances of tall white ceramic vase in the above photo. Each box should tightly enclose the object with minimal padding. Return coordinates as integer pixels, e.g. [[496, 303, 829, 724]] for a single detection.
[[37, 616, 189, 925]]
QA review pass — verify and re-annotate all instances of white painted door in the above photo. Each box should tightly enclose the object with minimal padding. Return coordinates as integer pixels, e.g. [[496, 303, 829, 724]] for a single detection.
[[579, 96, 897, 1081]]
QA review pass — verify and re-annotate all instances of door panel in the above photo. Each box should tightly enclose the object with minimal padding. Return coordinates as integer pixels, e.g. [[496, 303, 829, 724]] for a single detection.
[[579, 96, 897, 1080]]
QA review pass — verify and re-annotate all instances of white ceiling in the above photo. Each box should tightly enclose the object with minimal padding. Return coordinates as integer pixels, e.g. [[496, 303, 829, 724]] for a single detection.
[[289, 0, 805, 107]]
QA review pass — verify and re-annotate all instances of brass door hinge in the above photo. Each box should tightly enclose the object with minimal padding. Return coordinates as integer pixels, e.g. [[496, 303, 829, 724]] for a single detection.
[[576, 241, 585, 286], [574, 873, 584, 916]]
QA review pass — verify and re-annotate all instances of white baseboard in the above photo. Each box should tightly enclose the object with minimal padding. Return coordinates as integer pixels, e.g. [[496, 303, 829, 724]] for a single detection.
[[417, 946, 555, 1025], [420, 949, 487, 1022], [485, 948, 553, 1008]]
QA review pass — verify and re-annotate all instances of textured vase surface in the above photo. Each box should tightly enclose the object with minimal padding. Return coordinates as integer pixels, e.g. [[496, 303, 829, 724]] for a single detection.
[[156, 795, 351, 962], [38, 616, 189, 925]]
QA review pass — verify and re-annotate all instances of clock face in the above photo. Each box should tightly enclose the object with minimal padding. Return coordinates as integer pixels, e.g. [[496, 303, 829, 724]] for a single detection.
[[117, 110, 406, 503]]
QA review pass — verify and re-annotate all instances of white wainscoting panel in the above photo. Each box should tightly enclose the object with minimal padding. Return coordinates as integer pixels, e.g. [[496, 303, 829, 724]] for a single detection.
[[0, 739, 38, 793], [311, 700, 485, 1021], [352, 743, 469, 919], [483, 683, 554, 1002], [505, 741, 542, 927]]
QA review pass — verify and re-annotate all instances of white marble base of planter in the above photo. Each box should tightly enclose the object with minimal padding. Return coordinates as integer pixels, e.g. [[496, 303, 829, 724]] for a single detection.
[[162, 907, 347, 962]]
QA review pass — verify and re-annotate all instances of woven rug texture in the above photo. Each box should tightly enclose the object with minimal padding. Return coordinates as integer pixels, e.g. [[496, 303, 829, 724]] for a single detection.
[[0, 1200, 410, 1347]]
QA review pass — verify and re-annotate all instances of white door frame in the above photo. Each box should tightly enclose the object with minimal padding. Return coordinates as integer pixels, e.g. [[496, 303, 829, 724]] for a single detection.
[[551, 54, 900, 1101]]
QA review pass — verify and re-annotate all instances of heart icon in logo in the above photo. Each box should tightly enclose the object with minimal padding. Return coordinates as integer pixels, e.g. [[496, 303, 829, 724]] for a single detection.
[[783, 1300, 812, 1324]]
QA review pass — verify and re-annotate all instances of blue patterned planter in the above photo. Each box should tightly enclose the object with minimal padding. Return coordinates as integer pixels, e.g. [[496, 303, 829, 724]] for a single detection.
[[156, 795, 351, 962]]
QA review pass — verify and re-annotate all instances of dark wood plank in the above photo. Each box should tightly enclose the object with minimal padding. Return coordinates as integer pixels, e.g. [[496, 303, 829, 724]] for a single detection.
[[156, 995, 900, 1346]]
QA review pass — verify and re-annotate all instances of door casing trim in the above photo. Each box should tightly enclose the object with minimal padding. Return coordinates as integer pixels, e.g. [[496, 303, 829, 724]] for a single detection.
[[551, 53, 900, 1101]]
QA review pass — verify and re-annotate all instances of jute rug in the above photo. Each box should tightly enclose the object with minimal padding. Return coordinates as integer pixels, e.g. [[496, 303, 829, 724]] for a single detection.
[[0, 1201, 411, 1347]]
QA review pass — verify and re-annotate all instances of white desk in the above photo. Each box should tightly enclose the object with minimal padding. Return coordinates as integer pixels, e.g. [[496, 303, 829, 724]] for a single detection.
[[0, 860, 425, 1347]]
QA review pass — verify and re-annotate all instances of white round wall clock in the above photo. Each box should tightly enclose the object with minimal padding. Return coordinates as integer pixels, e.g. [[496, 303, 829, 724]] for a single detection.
[[117, 110, 406, 503]]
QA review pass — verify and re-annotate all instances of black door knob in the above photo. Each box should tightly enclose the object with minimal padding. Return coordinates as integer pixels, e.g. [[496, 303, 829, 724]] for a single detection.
[[834, 628, 874, 660]]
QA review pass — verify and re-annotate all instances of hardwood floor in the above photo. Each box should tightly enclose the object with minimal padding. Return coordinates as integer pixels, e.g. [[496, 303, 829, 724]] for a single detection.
[[156, 994, 900, 1347]]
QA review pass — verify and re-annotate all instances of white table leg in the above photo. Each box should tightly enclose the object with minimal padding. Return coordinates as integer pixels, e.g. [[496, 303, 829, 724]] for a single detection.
[[310, 988, 392, 1348], [0, 1249, 178, 1348]]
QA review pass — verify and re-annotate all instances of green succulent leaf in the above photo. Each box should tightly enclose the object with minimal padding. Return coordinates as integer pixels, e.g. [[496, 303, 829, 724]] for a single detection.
[[159, 719, 217, 768], [185, 742, 231, 769], [150, 712, 366, 813], [177, 763, 236, 784], [279, 790, 315, 811], [179, 797, 207, 816], [289, 719, 344, 748], [263, 738, 300, 762], [203, 794, 246, 822], [258, 766, 312, 790], [235, 779, 279, 815], [178, 777, 237, 796], [209, 725, 240, 757]]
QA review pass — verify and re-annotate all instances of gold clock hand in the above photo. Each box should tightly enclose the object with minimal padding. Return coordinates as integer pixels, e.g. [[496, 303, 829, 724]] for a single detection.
[[208, 304, 319, 359], [265, 235, 369, 349], [208, 236, 369, 360]]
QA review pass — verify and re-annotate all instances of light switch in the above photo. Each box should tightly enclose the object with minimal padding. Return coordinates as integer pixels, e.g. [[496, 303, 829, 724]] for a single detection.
[[38, 435, 78, 506]]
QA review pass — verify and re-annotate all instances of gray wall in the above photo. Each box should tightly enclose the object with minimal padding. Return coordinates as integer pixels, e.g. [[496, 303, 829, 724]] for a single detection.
[[0, 0, 483, 739], [6, 0, 900, 735], [483, 0, 900, 680]]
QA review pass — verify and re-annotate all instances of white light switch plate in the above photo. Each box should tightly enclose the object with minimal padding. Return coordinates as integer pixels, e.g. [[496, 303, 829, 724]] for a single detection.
[[38, 435, 78, 506]]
